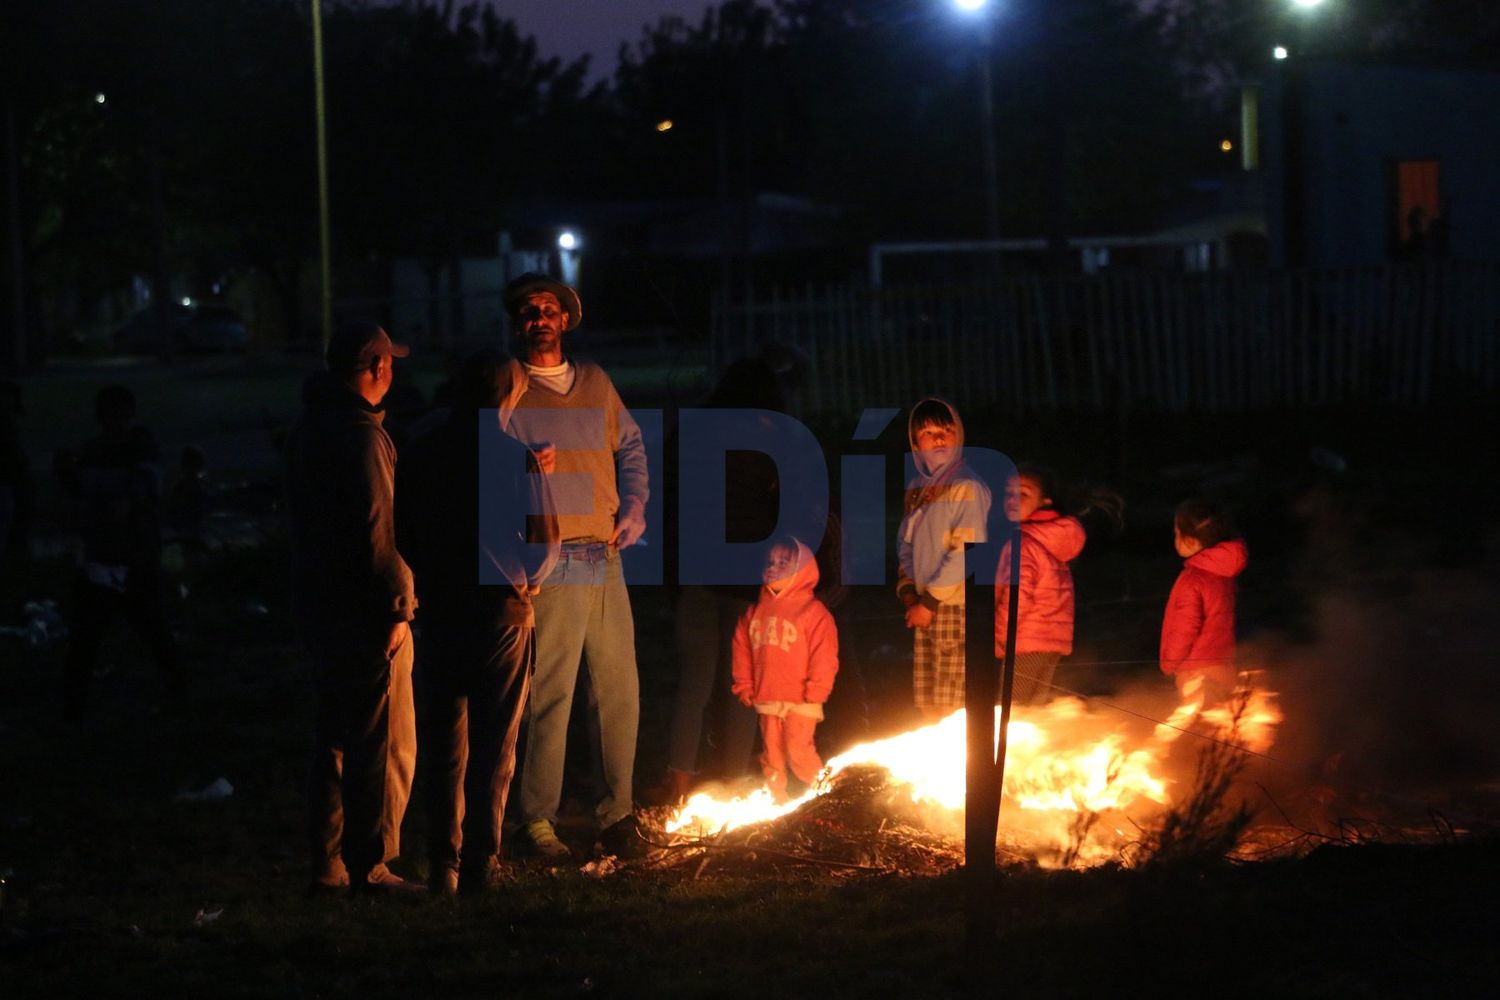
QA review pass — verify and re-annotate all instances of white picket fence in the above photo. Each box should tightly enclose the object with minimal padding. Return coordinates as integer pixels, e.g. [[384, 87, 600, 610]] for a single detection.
[[710, 262, 1500, 413]]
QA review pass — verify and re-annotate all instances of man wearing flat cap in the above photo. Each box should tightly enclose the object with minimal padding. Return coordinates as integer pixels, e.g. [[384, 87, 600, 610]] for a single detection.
[[285, 321, 420, 893], [498, 273, 652, 860]]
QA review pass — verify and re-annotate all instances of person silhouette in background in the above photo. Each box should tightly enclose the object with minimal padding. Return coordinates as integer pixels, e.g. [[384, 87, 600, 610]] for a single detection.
[[56, 385, 185, 722]]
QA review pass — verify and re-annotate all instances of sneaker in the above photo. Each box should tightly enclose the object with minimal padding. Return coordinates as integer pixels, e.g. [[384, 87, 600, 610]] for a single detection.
[[307, 859, 350, 896], [428, 865, 459, 897], [524, 818, 571, 859], [351, 865, 426, 897], [599, 815, 652, 860]]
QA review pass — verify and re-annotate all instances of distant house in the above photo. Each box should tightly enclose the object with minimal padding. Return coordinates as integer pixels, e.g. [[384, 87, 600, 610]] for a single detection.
[[1262, 57, 1500, 267]]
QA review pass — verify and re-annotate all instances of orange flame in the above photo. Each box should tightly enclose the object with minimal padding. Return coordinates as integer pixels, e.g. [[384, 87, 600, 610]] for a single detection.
[[666, 676, 1282, 866]]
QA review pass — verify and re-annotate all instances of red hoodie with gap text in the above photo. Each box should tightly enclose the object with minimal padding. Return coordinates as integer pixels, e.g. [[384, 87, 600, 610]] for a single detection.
[[995, 510, 1087, 656], [1160, 539, 1248, 676], [732, 541, 839, 705]]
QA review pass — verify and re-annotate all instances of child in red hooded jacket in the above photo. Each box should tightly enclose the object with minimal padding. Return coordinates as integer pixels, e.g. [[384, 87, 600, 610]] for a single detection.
[[1161, 499, 1248, 707], [732, 536, 839, 802], [995, 465, 1122, 705]]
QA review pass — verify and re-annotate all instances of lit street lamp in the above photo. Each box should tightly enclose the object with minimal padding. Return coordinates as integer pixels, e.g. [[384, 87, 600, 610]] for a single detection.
[[557, 230, 581, 286]]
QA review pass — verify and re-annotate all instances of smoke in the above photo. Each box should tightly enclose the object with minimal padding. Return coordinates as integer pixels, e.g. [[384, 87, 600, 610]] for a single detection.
[[1246, 568, 1500, 831], [1214, 469, 1500, 833]]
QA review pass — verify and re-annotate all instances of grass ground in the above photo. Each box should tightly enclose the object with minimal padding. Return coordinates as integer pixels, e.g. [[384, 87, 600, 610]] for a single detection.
[[4, 359, 1499, 996]]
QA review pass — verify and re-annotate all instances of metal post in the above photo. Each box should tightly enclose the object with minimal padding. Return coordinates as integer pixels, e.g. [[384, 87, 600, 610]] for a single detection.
[[964, 505, 1022, 977], [976, 23, 1000, 242], [963, 537, 1000, 974], [312, 0, 332, 350]]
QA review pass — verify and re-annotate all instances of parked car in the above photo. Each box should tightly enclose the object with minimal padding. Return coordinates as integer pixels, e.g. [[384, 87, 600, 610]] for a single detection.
[[113, 303, 250, 354]]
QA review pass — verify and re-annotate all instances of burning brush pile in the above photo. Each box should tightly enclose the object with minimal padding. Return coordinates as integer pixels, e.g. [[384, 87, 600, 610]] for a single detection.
[[639, 679, 1282, 877]]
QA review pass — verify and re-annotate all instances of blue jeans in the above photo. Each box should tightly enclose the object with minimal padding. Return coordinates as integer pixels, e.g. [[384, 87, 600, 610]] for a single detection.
[[520, 546, 639, 828]]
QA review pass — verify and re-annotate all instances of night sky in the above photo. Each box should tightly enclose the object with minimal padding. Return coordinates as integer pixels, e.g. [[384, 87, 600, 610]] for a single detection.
[[504, 0, 723, 79]]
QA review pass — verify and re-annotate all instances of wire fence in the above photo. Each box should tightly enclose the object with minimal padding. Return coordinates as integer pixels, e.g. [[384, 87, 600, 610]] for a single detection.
[[712, 261, 1500, 414]]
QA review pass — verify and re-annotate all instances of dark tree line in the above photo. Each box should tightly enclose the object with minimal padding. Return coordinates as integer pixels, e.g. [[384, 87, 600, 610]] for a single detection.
[[3, 0, 1495, 362]]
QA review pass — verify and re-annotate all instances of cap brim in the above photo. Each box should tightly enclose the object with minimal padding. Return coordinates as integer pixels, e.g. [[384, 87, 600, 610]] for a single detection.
[[388, 341, 411, 358]]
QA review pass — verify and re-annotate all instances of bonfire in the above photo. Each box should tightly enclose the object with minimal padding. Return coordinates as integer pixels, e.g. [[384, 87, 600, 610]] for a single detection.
[[649, 675, 1282, 874]]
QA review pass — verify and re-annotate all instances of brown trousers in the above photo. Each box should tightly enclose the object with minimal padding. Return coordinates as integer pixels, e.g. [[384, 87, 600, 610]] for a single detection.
[[304, 622, 416, 882], [418, 623, 532, 878]]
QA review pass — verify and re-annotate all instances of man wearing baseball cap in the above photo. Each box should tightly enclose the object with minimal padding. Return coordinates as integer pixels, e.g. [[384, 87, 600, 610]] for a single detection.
[[498, 273, 652, 860], [285, 320, 420, 894]]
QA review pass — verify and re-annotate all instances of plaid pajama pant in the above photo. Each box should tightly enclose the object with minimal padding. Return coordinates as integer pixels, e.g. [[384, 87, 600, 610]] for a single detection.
[[1007, 651, 1063, 706], [912, 601, 966, 710]]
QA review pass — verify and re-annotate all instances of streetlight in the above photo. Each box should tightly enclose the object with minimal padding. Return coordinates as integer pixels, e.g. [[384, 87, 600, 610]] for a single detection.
[[1273, 45, 1289, 60], [951, 0, 999, 241], [557, 230, 581, 286]]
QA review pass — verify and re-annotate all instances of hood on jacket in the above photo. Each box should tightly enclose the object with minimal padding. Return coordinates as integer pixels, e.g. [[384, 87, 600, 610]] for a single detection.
[[907, 397, 965, 481], [301, 370, 383, 416], [1024, 509, 1086, 563], [764, 538, 820, 599], [1186, 538, 1248, 578]]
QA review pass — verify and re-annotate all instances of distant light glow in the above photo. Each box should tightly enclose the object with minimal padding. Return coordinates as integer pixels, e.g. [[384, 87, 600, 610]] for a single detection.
[[655, 119, 673, 133], [1273, 46, 1289, 60], [558, 231, 578, 251], [1291, 0, 1324, 8], [94, 93, 107, 105], [180, 297, 193, 307], [1220, 139, 1234, 153], [952, 0, 987, 11]]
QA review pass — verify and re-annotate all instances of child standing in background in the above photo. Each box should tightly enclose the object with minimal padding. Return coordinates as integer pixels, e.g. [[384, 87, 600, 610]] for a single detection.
[[898, 399, 992, 721], [732, 537, 839, 802], [994, 466, 1090, 705], [1161, 499, 1248, 707]]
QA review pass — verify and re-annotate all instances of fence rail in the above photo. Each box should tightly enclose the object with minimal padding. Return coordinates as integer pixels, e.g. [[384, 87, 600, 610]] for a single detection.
[[711, 262, 1500, 413]]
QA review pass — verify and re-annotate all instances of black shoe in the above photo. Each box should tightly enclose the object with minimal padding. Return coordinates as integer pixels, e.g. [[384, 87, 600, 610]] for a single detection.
[[307, 860, 350, 897], [458, 856, 504, 897], [599, 815, 652, 860], [428, 865, 459, 897]]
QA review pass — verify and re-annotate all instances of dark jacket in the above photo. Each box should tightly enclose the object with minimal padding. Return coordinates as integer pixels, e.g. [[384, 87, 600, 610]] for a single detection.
[[285, 371, 416, 629], [58, 425, 163, 570], [396, 409, 559, 630]]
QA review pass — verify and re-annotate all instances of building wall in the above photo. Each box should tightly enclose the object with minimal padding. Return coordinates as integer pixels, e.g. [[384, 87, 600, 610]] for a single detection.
[[1267, 60, 1500, 266]]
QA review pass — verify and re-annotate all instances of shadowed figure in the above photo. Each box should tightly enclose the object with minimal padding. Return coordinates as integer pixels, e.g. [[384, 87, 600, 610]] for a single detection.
[[285, 322, 419, 894], [396, 349, 559, 894], [56, 385, 185, 721]]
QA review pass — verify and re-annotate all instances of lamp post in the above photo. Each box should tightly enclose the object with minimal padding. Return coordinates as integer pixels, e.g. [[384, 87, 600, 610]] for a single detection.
[[311, 0, 332, 351], [954, 0, 1000, 241]]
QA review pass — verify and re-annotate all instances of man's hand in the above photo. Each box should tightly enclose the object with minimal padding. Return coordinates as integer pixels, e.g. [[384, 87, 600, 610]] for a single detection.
[[736, 692, 755, 708], [609, 498, 647, 550], [904, 604, 935, 630], [385, 621, 410, 660], [529, 443, 557, 474]]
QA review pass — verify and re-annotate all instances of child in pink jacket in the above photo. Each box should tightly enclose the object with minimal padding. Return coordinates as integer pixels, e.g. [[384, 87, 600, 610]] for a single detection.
[[994, 465, 1106, 705], [732, 536, 839, 802], [1161, 499, 1248, 707]]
